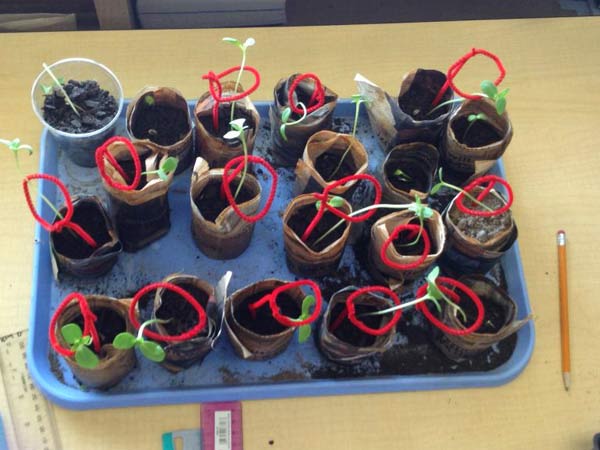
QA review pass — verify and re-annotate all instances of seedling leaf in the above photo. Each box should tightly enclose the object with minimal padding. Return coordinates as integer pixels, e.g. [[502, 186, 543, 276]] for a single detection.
[[144, 95, 155, 106], [222, 37, 240, 46], [430, 182, 443, 195], [230, 118, 246, 131], [41, 84, 53, 95], [298, 325, 312, 343], [139, 340, 166, 362], [301, 295, 316, 318], [61, 323, 82, 345], [328, 196, 345, 208], [279, 124, 288, 141], [82, 336, 92, 346], [244, 37, 256, 48], [496, 96, 506, 115], [160, 157, 178, 176], [468, 114, 477, 122], [75, 346, 99, 369], [113, 332, 137, 350], [480, 80, 497, 98], [281, 107, 291, 123], [224, 130, 241, 140]]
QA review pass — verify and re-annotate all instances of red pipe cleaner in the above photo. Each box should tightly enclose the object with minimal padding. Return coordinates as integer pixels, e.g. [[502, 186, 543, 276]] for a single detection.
[[95, 136, 142, 191], [221, 155, 278, 223], [301, 173, 382, 242], [23, 173, 97, 248], [128, 282, 207, 343], [49, 292, 101, 357], [455, 174, 513, 217], [431, 48, 506, 107], [416, 277, 484, 335], [202, 65, 261, 132], [380, 223, 431, 271], [345, 286, 402, 336], [287, 73, 326, 115]]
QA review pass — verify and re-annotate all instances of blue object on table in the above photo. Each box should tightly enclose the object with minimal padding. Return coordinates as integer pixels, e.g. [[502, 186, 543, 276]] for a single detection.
[[0, 414, 8, 450], [593, 433, 600, 450]]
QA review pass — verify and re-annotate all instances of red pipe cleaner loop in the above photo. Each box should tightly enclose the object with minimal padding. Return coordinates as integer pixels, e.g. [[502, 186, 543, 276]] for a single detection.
[[301, 174, 382, 242], [128, 282, 207, 343], [22, 173, 98, 248], [380, 223, 431, 271], [49, 292, 101, 357], [201, 65, 261, 132], [345, 286, 402, 336], [95, 136, 142, 191], [431, 48, 506, 107], [221, 155, 278, 223], [455, 174, 513, 217], [287, 73, 326, 115], [416, 277, 485, 335]]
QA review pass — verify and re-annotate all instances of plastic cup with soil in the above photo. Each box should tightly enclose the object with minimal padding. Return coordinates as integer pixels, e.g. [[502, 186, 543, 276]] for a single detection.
[[269, 72, 338, 167], [126, 86, 193, 173], [22, 173, 121, 279], [380, 142, 439, 204], [31, 58, 123, 167], [96, 136, 176, 252], [50, 293, 136, 389], [224, 279, 322, 360], [318, 286, 402, 364]]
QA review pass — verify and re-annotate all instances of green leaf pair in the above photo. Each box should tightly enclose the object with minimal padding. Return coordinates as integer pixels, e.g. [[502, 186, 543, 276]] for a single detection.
[[40, 76, 65, 95], [480, 80, 509, 115], [315, 196, 345, 210], [393, 168, 412, 182], [61, 323, 99, 369], [294, 295, 316, 343], [467, 113, 487, 123], [222, 36, 255, 50], [141, 156, 178, 181], [113, 331, 166, 362], [407, 196, 434, 221]]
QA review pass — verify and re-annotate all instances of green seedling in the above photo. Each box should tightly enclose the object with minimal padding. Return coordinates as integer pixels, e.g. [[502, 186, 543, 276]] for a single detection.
[[279, 102, 308, 142], [315, 195, 345, 211], [427, 79, 510, 117], [329, 93, 369, 179], [222, 36, 256, 122], [141, 156, 178, 181], [40, 76, 65, 95], [289, 295, 316, 343], [393, 168, 412, 183], [463, 112, 487, 142], [1, 138, 33, 170], [144, 94, 155, 106], [60, 323, 99, 369], [403, 196, 434, 247], [112, 318, 169, 362], [430, 168, 493, 212], [41, 63, 80, 117], [223, 118, 249, 199]]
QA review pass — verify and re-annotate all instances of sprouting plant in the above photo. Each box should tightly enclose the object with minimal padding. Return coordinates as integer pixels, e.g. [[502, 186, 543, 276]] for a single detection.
[[463, 112, 487, 142], [403, 196, 434, 246], [60, 323, 99, 369], [223, 118, 249, 199], [1, 138, 33, 170], [430, 168, 493, 212], [329, 93, 369, 179], [40, 76, 65, 95], [144, 95, 155, 106], [480, 80, 509, 115], [222, 37, 256, 122], [141, 156, 178, 181], [291, 295, 316, 343], [315, 195, 345, 211], [112, 318, 169, 362], [393, 168, 412, 183], [41, 63, 80, 117], [279, 102, 308, 142]]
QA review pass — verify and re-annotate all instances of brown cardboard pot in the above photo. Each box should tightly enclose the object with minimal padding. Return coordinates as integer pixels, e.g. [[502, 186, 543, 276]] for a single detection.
[[50, 196, 122, 279], [55, 295, 136, 389], [126, 86, 193, 173], [190, 157, 261, 259], [193, 81, 260, 168], [282, 194, 352, 277], [224, 279, 304, 360], [380, 142, 439, 204], [318, 287, 398, 364], [269, 74, 338, 167], [294, 130, 368, 196]]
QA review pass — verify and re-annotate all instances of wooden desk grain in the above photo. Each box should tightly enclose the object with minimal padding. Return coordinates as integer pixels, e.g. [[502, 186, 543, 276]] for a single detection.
[[0, 17, 598, 450]]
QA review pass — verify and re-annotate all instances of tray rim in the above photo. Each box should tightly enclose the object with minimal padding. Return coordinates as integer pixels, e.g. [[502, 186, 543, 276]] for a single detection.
[[27, 99, 535, 410]]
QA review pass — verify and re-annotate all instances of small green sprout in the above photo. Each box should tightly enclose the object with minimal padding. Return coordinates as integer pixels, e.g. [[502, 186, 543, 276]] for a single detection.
[[60, 323, 99, 369], [223, 118, 249, 199], [315, 195, 345, 211], [141, 156, 178, 181], [112, 318, 169, 362], [430, 168, 493, 212], [144, 95, 155, 107], [41, 63, 80, 117], [290, 295, 316, 343], [463, 112, 488, 141], [222, 37, 255, 122], [480, 80, 509, 115], [1, 138, 33, 170], [404, 196, 434, 246], [393, 168, 412, 183], [279, 102, 308, 142], [40, 76, 65, 95]]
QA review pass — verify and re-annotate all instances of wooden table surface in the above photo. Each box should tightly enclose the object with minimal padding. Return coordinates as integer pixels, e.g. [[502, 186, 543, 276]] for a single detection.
[[0, 17, 598, 450]]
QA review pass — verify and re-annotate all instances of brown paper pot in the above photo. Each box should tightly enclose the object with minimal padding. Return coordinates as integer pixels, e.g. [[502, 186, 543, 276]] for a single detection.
[[432, 275, 532, 362], [369, 209, 445, 288], [294, 130, 368, 196], [355, 70, 454, 151], [224, 279, 304, 360], [126, 86, 193, 174], [269, 74, 338, 167], [441, 97, 513, 177], [55, 295, 136, 389], [441, 188, 517, 275], [193, 81, 260, 168], [282, 194, 352, 277], [99, 140, 175, 252], [50, 196, 122, 279], [190, 157, 261, 259], [151, 274, 218, 373], [318, 287, 397, 364], [380, 142, 439, 204]]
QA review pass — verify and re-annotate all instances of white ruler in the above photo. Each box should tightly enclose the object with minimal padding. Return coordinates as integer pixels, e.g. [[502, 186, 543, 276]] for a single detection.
[[0, 330, 61, 450]]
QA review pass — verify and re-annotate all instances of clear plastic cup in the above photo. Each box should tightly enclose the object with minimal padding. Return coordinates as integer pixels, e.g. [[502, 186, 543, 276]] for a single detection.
[[31, 58, 124, 167]]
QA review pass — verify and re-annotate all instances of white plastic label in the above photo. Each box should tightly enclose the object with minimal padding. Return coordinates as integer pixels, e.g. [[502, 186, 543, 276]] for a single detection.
[[214, 410, 231, 450]]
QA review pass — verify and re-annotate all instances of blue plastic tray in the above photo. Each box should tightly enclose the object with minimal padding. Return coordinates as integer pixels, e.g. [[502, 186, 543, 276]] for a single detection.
[[27, 100, 535, 410]]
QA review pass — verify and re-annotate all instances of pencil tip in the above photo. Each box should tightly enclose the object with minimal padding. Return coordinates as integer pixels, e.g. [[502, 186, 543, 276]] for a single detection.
[[563, 372, 571, 391]]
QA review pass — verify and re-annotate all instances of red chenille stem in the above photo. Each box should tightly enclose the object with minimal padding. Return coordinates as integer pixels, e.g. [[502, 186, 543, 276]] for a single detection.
[[287, 73, 326, 115], [455, 174, 513, 217], [380, 223, 431, 271], [346, 286, 402, 336], [95, 136, 142, 191]]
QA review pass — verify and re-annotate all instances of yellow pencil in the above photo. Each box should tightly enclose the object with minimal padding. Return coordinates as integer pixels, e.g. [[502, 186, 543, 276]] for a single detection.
[[557, 230, 570, 391]]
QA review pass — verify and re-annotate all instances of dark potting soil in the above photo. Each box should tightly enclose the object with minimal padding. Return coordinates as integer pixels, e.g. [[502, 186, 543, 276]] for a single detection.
[[197, 103, 256, 138], [42, 80, 118, 134], [458, 292, 507, 334], [234, 290, 301, 335], [452, 116, 503, 147], [392, 218, 438, 256], [52, 201, 111, 259], [72, 307, 126, 349], [131, 101, 190, 146], [117, 156, 149, 189], [449, 193, 512, 244], [194, 179, 255, 222], [288, 203, 346, 252], [314, 148, 357, 181], [156, 282, 209, 336], [385, 159, 431, 193], [398, 71, 451, 121], [329, 302, 385, 347]]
